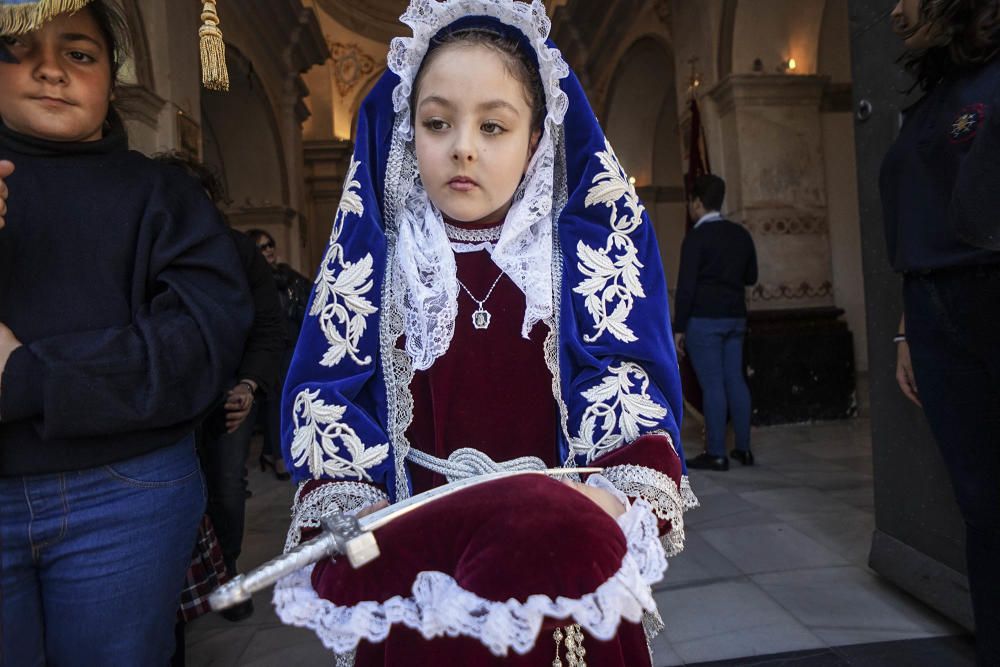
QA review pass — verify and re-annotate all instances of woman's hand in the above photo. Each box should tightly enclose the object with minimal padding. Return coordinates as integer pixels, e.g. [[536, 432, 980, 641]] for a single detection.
[[223, 381, 255, 432], [896, 340, 922, 407], [564, 480, 626, 520], [0, 322, 23, 379], [0, 160, 13, 230], [673, 332, 686, 358]]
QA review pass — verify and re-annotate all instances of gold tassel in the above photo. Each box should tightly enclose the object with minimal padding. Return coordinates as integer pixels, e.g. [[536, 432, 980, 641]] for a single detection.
[[199, 0, 229, 91], [0, 0, 93, 36]]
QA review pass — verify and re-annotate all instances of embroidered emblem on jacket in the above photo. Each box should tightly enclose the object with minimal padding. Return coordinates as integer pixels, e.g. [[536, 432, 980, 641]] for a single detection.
[[949, 104, 986, 143]]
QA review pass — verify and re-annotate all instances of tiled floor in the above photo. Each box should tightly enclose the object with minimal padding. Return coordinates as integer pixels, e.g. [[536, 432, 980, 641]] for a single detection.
[[185, 418, 971, 666]]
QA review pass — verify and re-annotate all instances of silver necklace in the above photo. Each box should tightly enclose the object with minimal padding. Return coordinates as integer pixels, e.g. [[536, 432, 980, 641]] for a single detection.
[[456, 270, 505, 330]]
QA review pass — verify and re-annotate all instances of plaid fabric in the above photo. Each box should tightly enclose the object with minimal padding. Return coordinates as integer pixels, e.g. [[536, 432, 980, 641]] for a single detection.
[[177, 515, 231, 623]]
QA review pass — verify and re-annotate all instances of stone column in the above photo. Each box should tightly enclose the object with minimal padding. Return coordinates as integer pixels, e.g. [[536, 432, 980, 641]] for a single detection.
[[705, 73, 855, 424], [708, 73, 833, 309], [303, 139, 355, 277]]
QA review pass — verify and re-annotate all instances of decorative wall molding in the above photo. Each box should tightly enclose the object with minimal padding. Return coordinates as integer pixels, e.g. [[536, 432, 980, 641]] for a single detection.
[[329, 42, 379, 97], [707, 73, 828, 116], [749, 281, 833, 302], [740, 213, 828, 236]]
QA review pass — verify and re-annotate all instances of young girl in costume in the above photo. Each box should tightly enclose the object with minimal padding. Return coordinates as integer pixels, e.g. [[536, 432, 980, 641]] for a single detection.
[[275, 1, 696, 663], [0, 2, 251, 663]]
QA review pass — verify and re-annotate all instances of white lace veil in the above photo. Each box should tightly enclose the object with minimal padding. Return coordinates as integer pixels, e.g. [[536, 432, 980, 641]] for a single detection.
[[386, 0, 570, 370]]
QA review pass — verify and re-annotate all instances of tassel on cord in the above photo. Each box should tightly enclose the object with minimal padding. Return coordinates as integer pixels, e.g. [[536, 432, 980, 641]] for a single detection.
[[0, 0, 93, 36], [199, 0, 229, 91]]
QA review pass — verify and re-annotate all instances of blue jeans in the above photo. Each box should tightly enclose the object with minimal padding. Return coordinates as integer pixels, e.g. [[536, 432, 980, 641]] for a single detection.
[[685, 317, 752, 457], [0, 437, 205, 667], [904, 268, 1000, 666], [198, 403, 257, 573]]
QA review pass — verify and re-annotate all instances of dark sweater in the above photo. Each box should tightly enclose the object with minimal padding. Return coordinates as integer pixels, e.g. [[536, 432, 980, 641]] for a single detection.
[[229, 230, 286, 397], [880, 57, 1000, 271], [673, 217, 758, 333], [0, 118, 253, 476]]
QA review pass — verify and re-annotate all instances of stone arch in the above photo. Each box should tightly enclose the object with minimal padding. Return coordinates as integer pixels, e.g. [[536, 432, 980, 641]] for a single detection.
[[201, 45, 289, 209], [604, 36, 679, 187], [603, 34, 685, 292], [349, 66, 387, 141]]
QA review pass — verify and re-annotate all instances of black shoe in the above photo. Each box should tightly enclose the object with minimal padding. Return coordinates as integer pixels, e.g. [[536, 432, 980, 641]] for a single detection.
[[220, 599, 254, 622], [687, 452, 729, 471], [731, 449, 755, 466], [259, 454, 291, 481]]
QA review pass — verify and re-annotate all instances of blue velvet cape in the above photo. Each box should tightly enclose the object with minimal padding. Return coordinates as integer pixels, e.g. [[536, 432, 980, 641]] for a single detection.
[[281, 19, 687, 502]]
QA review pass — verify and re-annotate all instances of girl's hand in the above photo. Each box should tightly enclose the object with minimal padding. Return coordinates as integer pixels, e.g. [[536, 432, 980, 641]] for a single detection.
[[0, 322, 23, 379], [356, 499, 389, 519], [0, 160, 13, 230], [895, 340, 921, 407], [564, 480, 626, 519]]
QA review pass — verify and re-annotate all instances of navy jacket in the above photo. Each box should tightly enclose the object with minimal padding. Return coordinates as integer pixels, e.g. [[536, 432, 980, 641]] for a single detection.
[[880, 56, 1000, 271], [0, 118, 253, 475], [673, 217, 758, 333]]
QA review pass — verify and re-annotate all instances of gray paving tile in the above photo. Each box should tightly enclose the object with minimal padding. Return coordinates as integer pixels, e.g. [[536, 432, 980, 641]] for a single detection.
[[753, 566, 963, 647], [649, 630, 685, 666], [656, 531, 743, 591], [828, 487, 875, 512], [657, 581, 823, 663], [700, 523, 849, 575], [684, 489, 769, 528], [785, 509, 875, 566], [237, 625, 334, 665], [738, 487, 856, 520]]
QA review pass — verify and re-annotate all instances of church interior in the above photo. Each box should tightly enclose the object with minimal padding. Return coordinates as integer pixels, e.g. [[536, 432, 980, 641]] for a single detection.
[[95, 0, 978, 664]]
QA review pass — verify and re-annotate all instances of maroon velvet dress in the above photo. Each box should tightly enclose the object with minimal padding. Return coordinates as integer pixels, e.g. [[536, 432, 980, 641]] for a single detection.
[[328, 221, 657, 665]]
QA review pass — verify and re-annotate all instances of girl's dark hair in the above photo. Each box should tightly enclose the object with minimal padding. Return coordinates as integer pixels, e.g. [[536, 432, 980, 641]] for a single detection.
[[82, 0, 131, 84], [903, 0, 1000, 89], [412, 28, 546, 133]]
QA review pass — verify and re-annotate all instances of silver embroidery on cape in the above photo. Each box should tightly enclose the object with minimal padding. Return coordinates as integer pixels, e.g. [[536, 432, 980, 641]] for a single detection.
[[290, 389, 391, 482], [574, 139, 648, 344], [312, 157, 377, 367], [571, 362, 669, 463]]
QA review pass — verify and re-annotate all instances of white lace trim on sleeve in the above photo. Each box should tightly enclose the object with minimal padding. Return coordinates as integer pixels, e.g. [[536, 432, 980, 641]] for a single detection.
[[601, 464, 689, 557], [284, 481, 389, 552], [272, 498, 667, 657]]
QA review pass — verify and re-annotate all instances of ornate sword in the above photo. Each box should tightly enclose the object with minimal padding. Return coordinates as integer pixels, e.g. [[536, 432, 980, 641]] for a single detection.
[[208, 467, 601, 611]]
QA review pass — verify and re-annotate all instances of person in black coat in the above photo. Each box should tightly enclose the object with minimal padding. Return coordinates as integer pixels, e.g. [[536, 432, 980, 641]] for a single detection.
[[0, 4, 252, 662], [154, 154, 287, 624], [673, 174, 758, 472], [884, 2, 1000, 664], [248, 228, 311, 480]]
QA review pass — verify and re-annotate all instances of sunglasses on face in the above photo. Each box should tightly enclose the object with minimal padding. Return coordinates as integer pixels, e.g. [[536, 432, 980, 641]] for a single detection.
[[258, 241, 275, 251]]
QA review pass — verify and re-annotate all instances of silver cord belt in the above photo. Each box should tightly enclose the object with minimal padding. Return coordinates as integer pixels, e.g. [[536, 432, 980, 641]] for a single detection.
[[406, 447, 548, 483]]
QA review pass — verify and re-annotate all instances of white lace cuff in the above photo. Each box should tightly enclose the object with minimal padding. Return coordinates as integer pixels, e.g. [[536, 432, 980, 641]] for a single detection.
[[601, 464, 689, 557], [284, 481, 389, 552], [272, 499, 667, 657]]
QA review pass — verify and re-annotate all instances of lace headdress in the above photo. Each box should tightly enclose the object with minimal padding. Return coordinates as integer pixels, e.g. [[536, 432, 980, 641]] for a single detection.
[[386, 0, 570, 370], [284, 0, 691, 502]]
